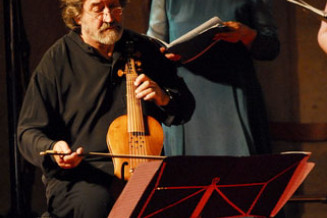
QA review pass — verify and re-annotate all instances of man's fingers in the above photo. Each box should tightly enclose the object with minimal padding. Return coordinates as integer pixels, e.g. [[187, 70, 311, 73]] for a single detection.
[[136, 87, 153, 98], [76, 147, 84, 155], [134, 74, 147, 86]]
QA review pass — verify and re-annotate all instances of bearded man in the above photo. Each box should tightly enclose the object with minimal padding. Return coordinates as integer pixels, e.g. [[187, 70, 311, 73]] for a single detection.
[[17, 0, 194, 217]]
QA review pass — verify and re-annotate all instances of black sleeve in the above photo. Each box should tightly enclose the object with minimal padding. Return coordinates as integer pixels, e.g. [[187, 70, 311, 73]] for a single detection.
[[160, 75, 195, 126], [149, 49, 195, 126], [17, 55, 58, 171], [135, 34, 195, 126], [246, 0, 280, 60]]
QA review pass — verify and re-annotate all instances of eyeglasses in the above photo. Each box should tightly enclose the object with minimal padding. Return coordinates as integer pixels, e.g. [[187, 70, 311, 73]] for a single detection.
[[85, 6, 123, 20]]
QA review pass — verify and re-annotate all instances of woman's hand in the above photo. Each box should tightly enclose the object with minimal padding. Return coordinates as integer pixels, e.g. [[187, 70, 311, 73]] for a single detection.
[[213, 21, 257, 48]]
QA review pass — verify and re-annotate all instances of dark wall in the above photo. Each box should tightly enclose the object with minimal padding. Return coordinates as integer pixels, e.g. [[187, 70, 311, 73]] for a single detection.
[[21, 0, 68, 72], [0, 0, 10, 215], [1, 0, 68, 216]]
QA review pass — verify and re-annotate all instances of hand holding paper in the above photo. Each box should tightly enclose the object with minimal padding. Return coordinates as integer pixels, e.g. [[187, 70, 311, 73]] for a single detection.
[[149, 16, 230, 64], [213, 21, 257, 48]]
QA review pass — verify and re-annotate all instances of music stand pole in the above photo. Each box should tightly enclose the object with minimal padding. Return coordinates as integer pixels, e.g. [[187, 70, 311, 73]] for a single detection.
[[289, 195, 327, 203]]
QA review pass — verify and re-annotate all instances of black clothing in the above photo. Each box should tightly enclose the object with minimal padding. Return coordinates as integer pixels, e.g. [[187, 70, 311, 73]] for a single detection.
[[17, 29, 195, 217]]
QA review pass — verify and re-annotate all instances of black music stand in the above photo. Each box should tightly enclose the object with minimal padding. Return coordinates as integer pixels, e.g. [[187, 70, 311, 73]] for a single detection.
[[108, 153, 313, 218]]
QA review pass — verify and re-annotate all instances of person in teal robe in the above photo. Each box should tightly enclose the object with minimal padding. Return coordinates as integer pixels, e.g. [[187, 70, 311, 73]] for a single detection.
[[147, 0, 280, 156]]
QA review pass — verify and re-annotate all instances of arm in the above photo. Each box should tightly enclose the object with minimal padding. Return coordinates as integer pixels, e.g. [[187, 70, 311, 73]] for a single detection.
[[134, 52, 195, 126], [247, 0, 280, 60], [159, 76, 195, 126], [209, 0, 279, 60], [17, 72, 58, 168], [17, 61, 82, 170], [135, 35, 195, 126], [146, 0, 169, 41], [318, 3, 327, 54], [134, 72, 195, 126]]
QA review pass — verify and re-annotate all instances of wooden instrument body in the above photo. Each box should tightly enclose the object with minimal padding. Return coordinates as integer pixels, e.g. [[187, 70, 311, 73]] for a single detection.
[[107, 115, 163, 180]]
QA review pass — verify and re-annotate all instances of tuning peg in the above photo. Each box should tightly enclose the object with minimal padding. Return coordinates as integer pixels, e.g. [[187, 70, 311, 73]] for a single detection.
[[117, 69, 124, 77], [135, 61, 142, 67]]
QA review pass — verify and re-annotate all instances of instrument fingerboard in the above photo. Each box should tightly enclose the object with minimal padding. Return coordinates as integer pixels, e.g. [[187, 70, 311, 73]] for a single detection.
[[126, 58, 145, 133]]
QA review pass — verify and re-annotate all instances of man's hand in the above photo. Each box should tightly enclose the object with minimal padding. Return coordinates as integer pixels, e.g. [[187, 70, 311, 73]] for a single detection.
[[53, 140, 84, 169], [134, 74, 170, 106], [213, 21, 257, 48]]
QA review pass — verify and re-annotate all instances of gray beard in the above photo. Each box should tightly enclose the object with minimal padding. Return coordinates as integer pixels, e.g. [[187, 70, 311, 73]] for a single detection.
[[88, 23, 123, 45], [95, 27, 123, 45]]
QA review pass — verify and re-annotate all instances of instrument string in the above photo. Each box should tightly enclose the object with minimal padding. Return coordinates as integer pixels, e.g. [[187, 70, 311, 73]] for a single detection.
[[127, 58, 148, 172], [127, 61, 135, 171]]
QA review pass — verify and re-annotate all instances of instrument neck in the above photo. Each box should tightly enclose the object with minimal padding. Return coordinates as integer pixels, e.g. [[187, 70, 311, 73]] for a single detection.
[[126, 60, 145, 133]]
